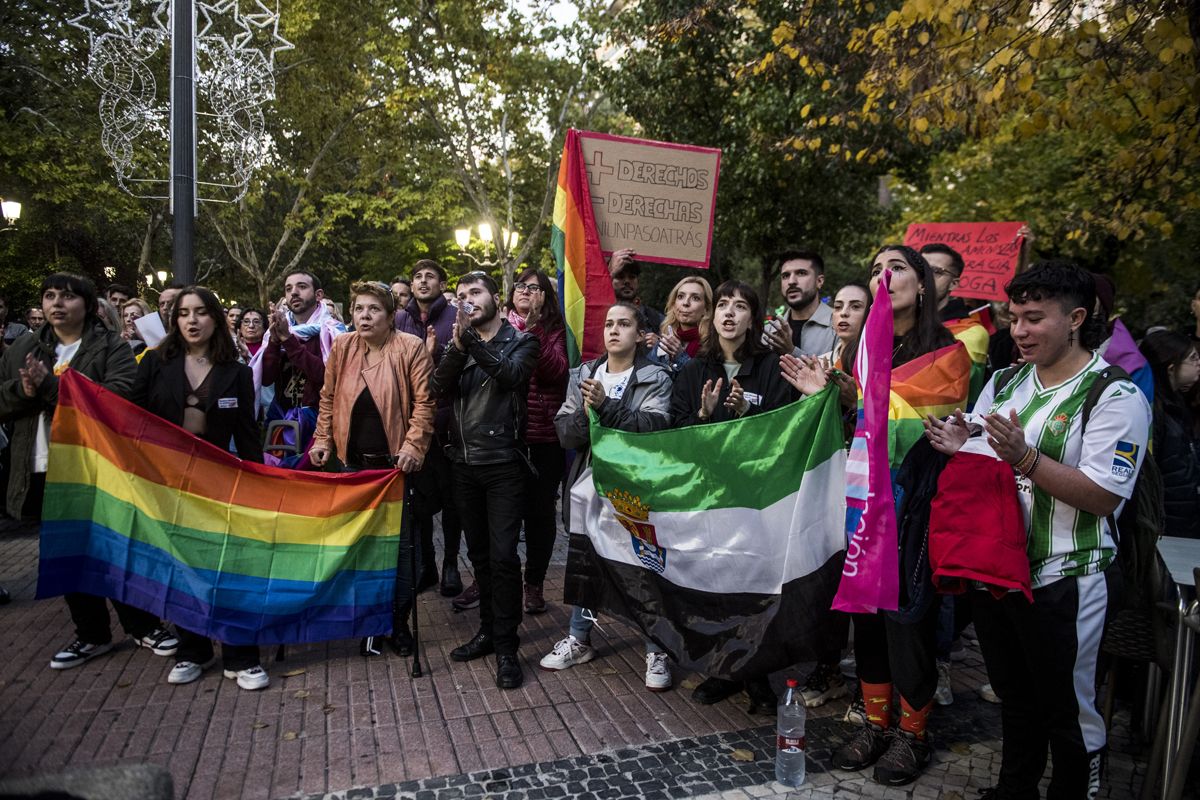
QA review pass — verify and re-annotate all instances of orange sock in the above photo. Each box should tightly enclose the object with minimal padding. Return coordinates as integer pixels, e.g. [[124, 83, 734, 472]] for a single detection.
[[899, 697, 932, 739], [860, 681, 893, 728]]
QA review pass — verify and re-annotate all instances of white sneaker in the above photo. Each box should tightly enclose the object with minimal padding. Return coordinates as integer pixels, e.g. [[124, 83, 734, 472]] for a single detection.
[[979, 682, 1001, 704], [934, 660, 954, 706], [539, 635, 595, 671], [50, 639, 113, 670], [224, 665, 269, 690], [644, 652, 672, 692], [168, 658, 215, 684]]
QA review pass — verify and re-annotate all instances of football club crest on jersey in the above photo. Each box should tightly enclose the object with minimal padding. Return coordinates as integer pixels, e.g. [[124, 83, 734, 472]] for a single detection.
[[606, 488, 667, 574], [1112, 440, 1139, 479], [1048, 413, 1069, 437]]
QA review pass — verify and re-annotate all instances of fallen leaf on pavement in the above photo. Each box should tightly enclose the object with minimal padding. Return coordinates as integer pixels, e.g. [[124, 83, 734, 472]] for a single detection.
[[730, 748, 755, 762]]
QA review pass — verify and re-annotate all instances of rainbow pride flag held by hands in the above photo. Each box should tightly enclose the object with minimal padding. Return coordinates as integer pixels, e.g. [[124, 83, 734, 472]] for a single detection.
[[552, 128, 614, 365], [37, 371, 405, 645]]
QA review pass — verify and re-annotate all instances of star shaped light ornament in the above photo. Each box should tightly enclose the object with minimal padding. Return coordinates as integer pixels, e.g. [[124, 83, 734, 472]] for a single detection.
[[70, 0, 293, 202]]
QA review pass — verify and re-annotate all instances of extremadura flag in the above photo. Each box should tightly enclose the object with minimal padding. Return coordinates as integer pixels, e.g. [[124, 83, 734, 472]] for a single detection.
[[564, 386, 847, 681]]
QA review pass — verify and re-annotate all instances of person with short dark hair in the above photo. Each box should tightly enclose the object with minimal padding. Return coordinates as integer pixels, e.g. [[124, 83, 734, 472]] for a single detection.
[[105, 284, 134, 309], [133, 286, 268, 689], [1140, 329, 1200, 538], [261, 271, 344, 466], [157, 283, 186, 327], [504, 268, 569, 616], [764, 249, 836, 357], [0, 294, 29, 346], [309, 281, 436, 658], [25, 307, 44, 330], [395, 260, 465, 598], [225, 304, 243, 334], [918, 243, 977, 323], [0, 273, 177, 669], [432, 271, 540, 690], [608, 248, 666, 335], [926, 260, 1150, 799], [390, 277, 413, 311]]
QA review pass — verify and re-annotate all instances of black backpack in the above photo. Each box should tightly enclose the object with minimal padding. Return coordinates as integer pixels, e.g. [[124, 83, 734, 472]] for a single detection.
[[992, 364, 1176, 666]]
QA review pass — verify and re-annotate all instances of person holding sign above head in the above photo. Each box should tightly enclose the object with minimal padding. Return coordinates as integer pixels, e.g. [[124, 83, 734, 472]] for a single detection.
[[763, 249, 837, 359], [669, 280, 797, 713], [647, 276, 713, 374], [608, 249, 666, 341]]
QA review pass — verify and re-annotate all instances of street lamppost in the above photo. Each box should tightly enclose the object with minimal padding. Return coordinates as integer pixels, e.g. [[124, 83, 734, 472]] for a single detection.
[[0, 198, 22, 231], [454, 223, 520, 293]]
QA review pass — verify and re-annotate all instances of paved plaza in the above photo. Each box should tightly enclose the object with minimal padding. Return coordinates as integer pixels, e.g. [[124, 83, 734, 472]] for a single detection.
[[0, 520, 1188, 799]]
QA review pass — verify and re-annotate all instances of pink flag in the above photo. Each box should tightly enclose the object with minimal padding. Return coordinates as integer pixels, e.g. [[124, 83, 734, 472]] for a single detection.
[[832, 271, 899, 613]]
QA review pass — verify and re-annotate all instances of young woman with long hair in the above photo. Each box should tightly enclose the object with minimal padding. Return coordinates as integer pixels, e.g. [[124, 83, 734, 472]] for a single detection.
[[649, 276, 713, 373], [132, 286, 267, 689], [501, 267, 569, 614]]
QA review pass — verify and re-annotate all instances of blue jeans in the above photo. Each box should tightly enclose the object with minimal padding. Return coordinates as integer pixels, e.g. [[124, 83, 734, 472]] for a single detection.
[[568, 606, 663, 654]]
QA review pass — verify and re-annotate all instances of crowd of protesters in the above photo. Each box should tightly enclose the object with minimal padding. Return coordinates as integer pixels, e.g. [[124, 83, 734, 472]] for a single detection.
[[0, 240, 1197, 798]]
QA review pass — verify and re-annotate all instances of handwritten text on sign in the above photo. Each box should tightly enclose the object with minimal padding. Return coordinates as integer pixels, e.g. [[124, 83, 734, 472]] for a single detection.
[[579, 131, 721, 269], [903, 221, 1026, 302]]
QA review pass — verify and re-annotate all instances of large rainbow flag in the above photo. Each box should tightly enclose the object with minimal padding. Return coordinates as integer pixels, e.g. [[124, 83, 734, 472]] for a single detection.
[[552, 128, 613, 365], [37, 371, 406, 645], [888, 341, 973, 469]]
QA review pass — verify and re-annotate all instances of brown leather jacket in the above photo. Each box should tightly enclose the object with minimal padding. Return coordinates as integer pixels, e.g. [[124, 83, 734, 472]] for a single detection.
[[312, 331, 435, 468]]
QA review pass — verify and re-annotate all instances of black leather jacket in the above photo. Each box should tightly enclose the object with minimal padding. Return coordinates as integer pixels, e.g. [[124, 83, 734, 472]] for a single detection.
[[431, 319, 541, 465]]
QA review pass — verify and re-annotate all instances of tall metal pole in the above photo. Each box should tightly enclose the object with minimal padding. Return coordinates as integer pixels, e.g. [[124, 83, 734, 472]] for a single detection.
[[170, 0, 196, 285]]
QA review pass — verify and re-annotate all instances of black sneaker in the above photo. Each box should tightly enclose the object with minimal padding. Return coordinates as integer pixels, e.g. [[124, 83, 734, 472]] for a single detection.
[[360, 636, 384, 657], [50, 639, 114, 670], [135, 626, 179, 657], [801, 661, 849, 708], [872, 728, 933, 786], [0, 585, 10, 605], [832, 723, 889, 771]]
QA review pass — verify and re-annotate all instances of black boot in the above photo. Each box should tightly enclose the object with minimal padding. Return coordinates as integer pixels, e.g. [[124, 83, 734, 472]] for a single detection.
[[745, 675, 777, 715], [440, 562, 463, 597], [692, 676, 743, 705], [388, 618, 414, 656]]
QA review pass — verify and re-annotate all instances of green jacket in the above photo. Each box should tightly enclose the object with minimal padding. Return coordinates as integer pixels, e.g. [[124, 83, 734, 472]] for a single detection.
[[0, 322, 137, 518]]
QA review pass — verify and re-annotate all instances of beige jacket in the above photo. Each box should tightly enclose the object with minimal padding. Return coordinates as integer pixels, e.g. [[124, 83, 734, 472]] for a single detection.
[[312, 331, 435, 468]]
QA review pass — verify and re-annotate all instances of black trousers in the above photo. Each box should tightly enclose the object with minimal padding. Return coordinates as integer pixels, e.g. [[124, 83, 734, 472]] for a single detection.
[[454, 460, 526, 655], [522, 442, 565, 587], [851, 602, 940, 709], [815, 608, 851, 665], [65, 593, 161, 645], [411, 442, 461, 568], [971, 569, 1118, 800], [175, 628, 260, 671]]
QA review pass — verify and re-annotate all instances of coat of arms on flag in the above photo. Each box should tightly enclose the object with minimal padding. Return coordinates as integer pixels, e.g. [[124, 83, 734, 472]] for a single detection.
[[607, 488, 666, 574]]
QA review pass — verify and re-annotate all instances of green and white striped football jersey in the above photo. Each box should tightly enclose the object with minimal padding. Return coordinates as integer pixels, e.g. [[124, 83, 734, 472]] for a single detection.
[[973, 353, 1151, 587]]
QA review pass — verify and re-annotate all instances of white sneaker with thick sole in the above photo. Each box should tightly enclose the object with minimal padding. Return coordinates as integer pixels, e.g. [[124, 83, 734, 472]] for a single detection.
[[136, 627, 179, 657], [979, 682, 1001, 704], [224, 665, 269, 690], [644, 652, 672, 692], [934, 660, 954, 706], [801, 662, 849, 708], [168, 658, 215, 684], [50, 639, 113, 670], [539, 635, 595, 671]]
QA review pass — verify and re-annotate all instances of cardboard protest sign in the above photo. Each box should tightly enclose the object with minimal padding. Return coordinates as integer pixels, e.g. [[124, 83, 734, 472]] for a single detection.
[[578, 131, 721, 269], [903, 222, 1026, 302]]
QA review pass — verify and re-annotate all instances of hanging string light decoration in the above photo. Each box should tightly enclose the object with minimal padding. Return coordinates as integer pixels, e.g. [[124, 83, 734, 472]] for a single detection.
[[69, 0, 293, 203]]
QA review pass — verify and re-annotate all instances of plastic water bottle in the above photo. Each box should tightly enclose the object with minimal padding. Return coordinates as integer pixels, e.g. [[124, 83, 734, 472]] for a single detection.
[[776, 677, 807, 787]]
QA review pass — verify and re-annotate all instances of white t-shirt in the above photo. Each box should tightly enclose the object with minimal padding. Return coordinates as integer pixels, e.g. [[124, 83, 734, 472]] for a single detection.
[[970, 353, 1151, 587], [32, 339, 83, 473], [595, 362, 633, 401]]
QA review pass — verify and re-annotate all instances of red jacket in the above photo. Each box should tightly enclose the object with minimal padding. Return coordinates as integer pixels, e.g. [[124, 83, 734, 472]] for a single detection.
[[524, 323, 568, 444], [929, 451, 1032, 602]]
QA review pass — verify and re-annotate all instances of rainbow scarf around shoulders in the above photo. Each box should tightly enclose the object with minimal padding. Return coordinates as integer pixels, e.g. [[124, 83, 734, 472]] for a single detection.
[[552, 129, 614, 366], [37, 370, 405, 645]]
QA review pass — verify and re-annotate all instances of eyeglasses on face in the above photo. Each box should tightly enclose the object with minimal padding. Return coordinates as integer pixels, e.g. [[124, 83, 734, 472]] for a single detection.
[[929, 267, 959, 279], [513, 282, 544, 294]]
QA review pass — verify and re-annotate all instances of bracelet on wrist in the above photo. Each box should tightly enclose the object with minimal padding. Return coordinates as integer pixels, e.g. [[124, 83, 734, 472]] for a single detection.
[[1021, 449, 1042, 478], [1013, 446, 1036, 474]]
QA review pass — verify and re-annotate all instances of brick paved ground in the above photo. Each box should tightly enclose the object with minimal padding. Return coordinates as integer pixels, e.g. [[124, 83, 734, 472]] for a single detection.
[[0, 519, 1187, 800]]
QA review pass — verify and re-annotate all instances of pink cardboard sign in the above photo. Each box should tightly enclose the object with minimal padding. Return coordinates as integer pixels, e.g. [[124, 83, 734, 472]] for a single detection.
[[903, 221, 1026, 302], [578, 130, 721, 269]]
